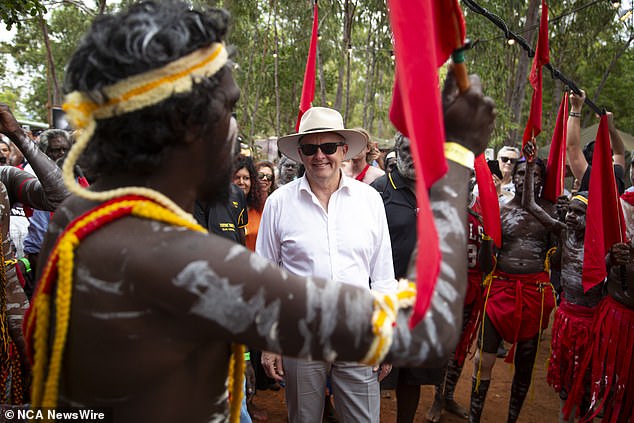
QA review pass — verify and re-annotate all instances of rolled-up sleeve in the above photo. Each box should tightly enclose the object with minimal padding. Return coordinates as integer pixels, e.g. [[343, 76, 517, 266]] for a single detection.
[[369, 193, 397, 294]]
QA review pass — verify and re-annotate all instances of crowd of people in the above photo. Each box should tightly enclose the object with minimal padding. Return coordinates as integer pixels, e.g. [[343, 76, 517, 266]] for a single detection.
[[0, 2, 632, 423]]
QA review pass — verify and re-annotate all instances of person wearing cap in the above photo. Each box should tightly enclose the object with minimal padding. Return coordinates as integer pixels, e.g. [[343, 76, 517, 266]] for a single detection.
[[566, 90, 626, 195], [258, 106, 396, 423], [384, 150, 397, 173]]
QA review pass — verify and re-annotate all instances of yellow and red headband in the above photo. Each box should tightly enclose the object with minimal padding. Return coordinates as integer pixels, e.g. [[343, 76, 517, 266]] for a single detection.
[[63, 42, 227, 129], [60, 42, 228, 223]]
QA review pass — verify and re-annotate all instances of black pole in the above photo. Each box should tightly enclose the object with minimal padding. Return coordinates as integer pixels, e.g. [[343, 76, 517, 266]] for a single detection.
[[462, 0, 605, 115]]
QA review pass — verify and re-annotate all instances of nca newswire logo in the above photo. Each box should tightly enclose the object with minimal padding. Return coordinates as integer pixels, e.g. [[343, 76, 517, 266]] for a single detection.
[[2, 407, 111, 422]]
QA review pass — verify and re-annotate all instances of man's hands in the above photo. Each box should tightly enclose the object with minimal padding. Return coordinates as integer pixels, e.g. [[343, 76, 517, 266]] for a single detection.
[[610, 242, 632, 266], [0, 103, 24, 141], [523, 139, 537, 163], [373, 363, 392, 382], [569, 90, 585, 113], [556, 195, 570, 221], [442, 68, 496, 157], [261, 351, 285, 383]]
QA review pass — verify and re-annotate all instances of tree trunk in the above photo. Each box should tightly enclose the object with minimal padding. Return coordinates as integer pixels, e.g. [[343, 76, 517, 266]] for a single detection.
[[362, 27, 374, 128], [97, 0, 107, 14], [39, 13, 60, 125], [507, 0, 540, 145], [335, 0, 353, 112], [317, 41, 327, 106], [375, 70, 384, 139], [273, 0, 280, 136], [582, 34, 634, 127], [343, 0, 355, 124]]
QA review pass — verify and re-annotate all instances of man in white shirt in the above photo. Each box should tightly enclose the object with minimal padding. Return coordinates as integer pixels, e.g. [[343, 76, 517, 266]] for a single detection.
[[258, 107, 396, 423]]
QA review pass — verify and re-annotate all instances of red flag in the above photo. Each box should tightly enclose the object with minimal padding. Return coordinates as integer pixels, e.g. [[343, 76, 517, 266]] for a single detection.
[[388, 0, 466, 327], [522, 0, 549, 146], [295, 2, 319, 131], [474, 154, 501, 247], [582, 115, 627, 292], [542, 92, 568, 203]]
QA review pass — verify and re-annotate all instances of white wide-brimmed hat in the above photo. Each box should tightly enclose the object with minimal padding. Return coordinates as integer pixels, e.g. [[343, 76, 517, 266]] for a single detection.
[[277, 107, 368, 162]]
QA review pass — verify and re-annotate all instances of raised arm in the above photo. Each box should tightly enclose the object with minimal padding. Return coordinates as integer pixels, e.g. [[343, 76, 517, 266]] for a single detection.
[[607, 111, 625, 168], [0, 103, 69, 210], [566, 91, 587, 181], [387, 70, 496, 366], [521, 140, 565, 235]]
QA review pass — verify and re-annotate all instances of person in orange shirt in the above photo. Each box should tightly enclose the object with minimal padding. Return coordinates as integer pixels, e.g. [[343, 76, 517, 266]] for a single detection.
[[245, 161, 276, 251]]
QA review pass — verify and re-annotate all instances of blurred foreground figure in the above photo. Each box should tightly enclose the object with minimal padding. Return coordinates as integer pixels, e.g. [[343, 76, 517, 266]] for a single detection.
[[0, 104, 69, 405], [24, 2, 495, 422]]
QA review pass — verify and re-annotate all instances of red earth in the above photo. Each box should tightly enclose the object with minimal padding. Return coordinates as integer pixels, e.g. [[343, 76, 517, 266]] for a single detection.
[[249, 324, 561, 422]]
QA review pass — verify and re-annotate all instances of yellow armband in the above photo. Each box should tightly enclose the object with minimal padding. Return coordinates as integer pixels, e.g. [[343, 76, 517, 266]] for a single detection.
[[361, 280, 416, 366], [445, 142, 475, 170]]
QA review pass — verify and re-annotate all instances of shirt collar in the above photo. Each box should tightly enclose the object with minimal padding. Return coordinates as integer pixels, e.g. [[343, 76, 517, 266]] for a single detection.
[[299, 169, 352, 195]]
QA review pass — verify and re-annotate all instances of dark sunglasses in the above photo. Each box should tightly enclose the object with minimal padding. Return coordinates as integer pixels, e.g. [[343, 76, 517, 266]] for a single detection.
[[258, 172, 273, 181], [299, 142, 345, 156], [500, 156, 518, 164]]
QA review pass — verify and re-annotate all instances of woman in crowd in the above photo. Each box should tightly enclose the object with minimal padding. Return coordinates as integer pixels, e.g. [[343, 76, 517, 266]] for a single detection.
[[249, 161, 275, 250]]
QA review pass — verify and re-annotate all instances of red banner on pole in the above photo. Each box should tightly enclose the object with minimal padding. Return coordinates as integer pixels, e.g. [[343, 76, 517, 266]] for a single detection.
[[522, 0, 549, 146], [582, 115, 626, 292], [542, 92, 568, 203], [388, 0, 465, 327], [296, 2, 319, 131], [474, 154, 501, 247]]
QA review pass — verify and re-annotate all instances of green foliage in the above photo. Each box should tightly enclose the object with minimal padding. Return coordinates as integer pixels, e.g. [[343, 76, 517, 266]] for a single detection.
[[1, 3, 93, 121], [1, 0, 633, 154], [0, 0, 46, 30]]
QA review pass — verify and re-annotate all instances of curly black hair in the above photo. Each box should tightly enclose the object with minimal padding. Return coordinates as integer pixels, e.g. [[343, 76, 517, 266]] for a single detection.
[[64, 1, 233, 176], [234, 155, 264, 211]]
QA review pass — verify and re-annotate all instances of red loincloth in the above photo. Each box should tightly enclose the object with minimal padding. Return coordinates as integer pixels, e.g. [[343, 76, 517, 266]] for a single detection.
[[485, 269, 555, 363], [547, 298, 596, 394], [454, 271, 484, 366], [563, 296, 634, 423]]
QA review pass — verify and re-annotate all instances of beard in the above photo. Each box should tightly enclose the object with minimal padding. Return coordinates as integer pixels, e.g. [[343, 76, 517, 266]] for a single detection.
[[198, 150, 233, 206], [397, 157, 416, 180]]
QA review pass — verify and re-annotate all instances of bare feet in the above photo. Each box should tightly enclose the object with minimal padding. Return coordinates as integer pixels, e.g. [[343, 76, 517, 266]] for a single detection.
[[426, 396, 444, 423], [445, 398, 468, 419]]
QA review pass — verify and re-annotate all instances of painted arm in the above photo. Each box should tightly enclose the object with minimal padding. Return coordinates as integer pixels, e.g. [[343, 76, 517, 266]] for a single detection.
[[522, 140, 565, 235], [387, 70, 496, 366], [0, 103, 69, 210], [566, 91, 587, 182], [607, 111, 625, 168]]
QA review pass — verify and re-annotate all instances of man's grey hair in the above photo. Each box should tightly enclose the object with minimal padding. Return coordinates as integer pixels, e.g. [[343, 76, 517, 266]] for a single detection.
[[497, 146, 520, 159], [38, 129, 70, 153]]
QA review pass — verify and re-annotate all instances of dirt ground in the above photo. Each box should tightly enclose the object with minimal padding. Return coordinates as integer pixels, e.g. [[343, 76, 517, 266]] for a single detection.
[[249, 324, 561, 423]]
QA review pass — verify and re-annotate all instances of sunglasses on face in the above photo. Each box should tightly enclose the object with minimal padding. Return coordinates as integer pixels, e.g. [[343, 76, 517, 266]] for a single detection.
[[500, 156, 518, 164], [258, 172, 273, 181], [298, 142, 345, 156]]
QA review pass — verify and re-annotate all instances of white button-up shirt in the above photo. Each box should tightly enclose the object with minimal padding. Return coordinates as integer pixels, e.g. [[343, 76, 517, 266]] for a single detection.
[[256, 171, 397, 294]]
